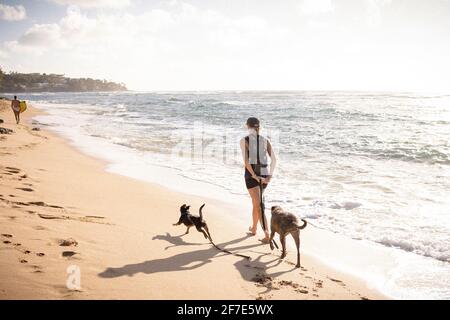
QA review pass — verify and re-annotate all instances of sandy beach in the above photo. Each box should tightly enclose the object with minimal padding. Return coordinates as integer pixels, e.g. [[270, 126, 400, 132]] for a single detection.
[[0, 100, 386, 300]]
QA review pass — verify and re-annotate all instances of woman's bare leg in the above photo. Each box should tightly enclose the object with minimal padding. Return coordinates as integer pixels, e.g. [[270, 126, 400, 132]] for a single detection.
[[247, 186, 269, 240], [247, 186, 259, 234]]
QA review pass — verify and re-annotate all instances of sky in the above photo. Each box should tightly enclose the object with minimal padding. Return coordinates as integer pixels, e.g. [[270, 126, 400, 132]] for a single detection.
[[0, 0, 449, 92]]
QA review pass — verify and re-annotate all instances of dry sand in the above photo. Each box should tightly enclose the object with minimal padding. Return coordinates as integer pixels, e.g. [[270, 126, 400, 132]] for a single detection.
[[0, 100, 387, 299]]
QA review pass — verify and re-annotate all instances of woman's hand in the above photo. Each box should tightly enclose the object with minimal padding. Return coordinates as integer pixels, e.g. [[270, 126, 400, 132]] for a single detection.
[[252, 175, 261, 182], [261, 176, 272, 185]]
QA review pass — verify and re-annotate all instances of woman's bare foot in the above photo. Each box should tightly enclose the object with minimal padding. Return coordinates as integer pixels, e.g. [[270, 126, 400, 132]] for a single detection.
[[258, 237, 270, 244], [247, 226, 256, 236]]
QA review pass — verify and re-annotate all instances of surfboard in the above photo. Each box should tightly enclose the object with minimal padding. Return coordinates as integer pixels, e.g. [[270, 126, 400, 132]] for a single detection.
[[19, 101, 27, 113]]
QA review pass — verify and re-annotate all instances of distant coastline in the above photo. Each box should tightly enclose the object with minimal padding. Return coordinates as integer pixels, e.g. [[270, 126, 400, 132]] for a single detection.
[[0, 69, 127, 93]]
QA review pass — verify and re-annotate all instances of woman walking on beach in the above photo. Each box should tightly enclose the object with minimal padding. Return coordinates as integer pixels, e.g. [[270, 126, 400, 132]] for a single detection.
[[11, 96, 20, 124], [240, 117, 277, 243]]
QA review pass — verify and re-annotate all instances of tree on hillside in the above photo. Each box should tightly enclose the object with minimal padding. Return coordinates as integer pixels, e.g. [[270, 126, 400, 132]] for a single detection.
[[0, 70, 127, 92]]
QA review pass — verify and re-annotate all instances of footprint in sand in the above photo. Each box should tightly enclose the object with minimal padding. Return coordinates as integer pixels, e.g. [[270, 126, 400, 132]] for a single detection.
[[29, 265, 43, 273], [11, 201, 29, 206], [62, 251, 78, 258], [38, 213, 65, 220], [278, 280, 311, 296], [328, 277, 345, 286], [2, 235, 13, 244], [30, 201, 45, 206], [19, 259, 28, 264], [16, 188, 33, 192], [58, 238, 78, 247], [296, 289, 309, 294], [31, 202, 63, 209], [252, 274, 273, 285], [24, 250, 31, 254], [278, 280, 300, 289], [48, 205, 64, 209], [36, 253, 45, 257]]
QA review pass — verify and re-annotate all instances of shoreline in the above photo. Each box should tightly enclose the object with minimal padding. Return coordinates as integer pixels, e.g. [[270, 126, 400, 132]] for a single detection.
[[0, 100, 387, 299]]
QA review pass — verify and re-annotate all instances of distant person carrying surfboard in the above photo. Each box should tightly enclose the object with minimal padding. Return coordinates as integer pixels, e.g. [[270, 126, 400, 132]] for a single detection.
[[11, 96, 21, 124], [10, 96, 26, 124]]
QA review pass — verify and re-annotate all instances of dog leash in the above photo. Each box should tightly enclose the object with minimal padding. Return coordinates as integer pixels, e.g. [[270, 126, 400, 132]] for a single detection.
[[256, 133, 279, 250], [207, 236, 251, 260]]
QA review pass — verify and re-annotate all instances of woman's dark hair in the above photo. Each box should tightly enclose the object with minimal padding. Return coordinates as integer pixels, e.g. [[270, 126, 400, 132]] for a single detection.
[[14, 96, 17, 100], [246, 117, 260, 128]]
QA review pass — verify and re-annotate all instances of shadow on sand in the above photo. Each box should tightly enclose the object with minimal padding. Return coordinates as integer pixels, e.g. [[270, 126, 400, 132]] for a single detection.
[[151, 232, 205, 250], [98, 232, 297, 294]]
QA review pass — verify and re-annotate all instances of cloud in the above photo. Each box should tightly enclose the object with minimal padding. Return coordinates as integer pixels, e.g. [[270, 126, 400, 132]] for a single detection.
[[3, 0, 448, 92], [299, 0, 334, 16], [49, 0, 131, 9], [0, 47, 8, 60], [6, 3, 286, 52], [1, 1, 290, 89], [18, 24, 61, 47], [0, 4, 27, 21]]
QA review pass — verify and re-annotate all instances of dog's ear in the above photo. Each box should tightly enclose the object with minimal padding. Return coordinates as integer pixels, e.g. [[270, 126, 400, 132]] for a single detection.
[[271, 205, 280, 212], [186, 205, 190, 210], [181, 204, 186, 208]]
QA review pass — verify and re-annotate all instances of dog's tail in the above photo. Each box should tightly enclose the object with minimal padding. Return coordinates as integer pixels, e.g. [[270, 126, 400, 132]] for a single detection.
[[298, 219, 307, 230], [199, 204, 206, 220]]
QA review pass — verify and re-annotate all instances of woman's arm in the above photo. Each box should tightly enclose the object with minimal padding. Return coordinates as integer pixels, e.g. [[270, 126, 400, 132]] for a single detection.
[[240, 138, 259, 181], [265, 140, 277, 181]]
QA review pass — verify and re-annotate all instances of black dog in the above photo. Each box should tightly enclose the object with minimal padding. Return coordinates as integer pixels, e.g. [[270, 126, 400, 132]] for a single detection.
[[173, 204, 212, 241]]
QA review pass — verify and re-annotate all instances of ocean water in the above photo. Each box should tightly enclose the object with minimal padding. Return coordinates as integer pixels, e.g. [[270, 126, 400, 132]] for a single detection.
[[21, 91, 450, 299]]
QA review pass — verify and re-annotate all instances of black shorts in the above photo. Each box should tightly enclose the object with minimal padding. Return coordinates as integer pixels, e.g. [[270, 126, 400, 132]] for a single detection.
[[245, 174, 269, 190]]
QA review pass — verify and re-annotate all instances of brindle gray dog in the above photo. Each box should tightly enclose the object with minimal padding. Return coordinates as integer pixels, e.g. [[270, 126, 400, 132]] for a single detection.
[[269, 206, 307, 268]]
